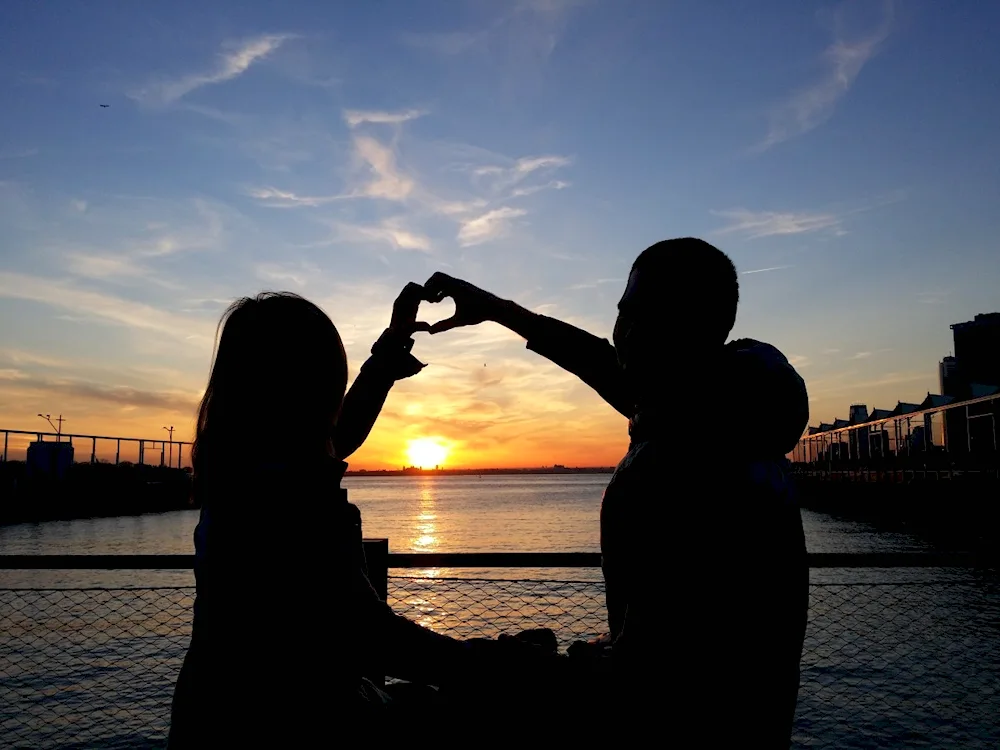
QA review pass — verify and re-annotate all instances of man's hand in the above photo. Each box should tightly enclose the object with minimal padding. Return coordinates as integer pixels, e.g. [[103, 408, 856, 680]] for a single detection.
[[389, 282, 432, 337], [423, 273, 508, 334]]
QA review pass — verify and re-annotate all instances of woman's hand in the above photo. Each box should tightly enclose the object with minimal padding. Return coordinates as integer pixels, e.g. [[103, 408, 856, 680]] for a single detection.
[[389, 282, 432, 337]]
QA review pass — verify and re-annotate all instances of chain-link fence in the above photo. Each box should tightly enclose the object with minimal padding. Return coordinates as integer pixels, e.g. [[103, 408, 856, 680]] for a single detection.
[[1, 575, 997, 749]]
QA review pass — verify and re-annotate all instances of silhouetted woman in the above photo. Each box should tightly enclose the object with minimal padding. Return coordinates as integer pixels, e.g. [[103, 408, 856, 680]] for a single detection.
[[166, 286, 483, 747]]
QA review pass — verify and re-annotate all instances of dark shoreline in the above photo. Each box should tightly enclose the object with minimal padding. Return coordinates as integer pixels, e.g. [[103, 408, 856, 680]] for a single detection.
[[345, 467, 616, 477], [795, 475, 998, 557]]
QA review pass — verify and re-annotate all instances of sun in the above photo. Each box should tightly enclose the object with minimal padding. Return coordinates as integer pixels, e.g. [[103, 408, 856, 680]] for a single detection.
[[406, 437, 450, 469]]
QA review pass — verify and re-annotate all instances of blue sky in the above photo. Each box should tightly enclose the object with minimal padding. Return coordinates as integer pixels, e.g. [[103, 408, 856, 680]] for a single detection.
[[1, 0, 998, 467]]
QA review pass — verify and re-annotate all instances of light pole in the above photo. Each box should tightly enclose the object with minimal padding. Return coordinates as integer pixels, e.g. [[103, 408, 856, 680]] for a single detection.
[[37, 414, 64, 441], [163, 426, 174, 467]]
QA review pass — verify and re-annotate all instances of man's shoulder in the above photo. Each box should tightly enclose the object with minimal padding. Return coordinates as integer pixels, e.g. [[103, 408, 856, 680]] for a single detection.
[[723, 338, 810, 458], [606, 441, 672, 495], [612, 440, 662, 473]]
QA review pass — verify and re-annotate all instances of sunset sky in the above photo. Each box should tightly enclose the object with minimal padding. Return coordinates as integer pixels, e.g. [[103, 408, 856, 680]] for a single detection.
[[1, 1, 998, 469]]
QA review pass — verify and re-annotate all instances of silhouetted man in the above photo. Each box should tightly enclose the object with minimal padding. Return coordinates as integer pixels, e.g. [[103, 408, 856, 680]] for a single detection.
[[425, 238, 809, 745]]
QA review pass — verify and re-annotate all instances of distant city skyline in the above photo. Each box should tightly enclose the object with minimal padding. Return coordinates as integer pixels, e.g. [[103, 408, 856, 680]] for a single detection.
[[2, 1, 999, 469], [818, 311, 1000, 427]]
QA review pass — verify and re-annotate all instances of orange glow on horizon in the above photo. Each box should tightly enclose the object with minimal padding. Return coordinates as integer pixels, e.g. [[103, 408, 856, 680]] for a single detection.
[[405, 437, 451, 469], [3, 361, 920, 471]]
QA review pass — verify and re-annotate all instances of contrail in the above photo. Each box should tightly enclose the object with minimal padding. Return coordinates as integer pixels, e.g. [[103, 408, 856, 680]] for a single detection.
[[742, 265, 793, 275]]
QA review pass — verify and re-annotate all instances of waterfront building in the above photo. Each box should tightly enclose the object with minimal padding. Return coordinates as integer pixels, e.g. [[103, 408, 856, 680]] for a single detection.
[[26, 441, 75, 479]]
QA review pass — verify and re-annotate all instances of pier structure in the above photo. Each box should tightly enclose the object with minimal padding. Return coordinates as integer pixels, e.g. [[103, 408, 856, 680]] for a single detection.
[[792, 392, 998, 473], [0, 428, 192, 469]]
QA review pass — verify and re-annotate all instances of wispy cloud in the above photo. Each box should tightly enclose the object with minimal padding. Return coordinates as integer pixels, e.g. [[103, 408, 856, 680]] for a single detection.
[[70, 199, 88, 214], [51, 198, 229, 291], [457, 207, 527, 246], [715, 189, 906, 241], [0, 375, 202, 413], [64, 253, 159, 284], [0, 348, 205, 407], [511, 180, 570, 198], [131, 34, 292, 106], [514, 155, 572, 173], [332, 219, 432, 253], [177, 103, 251, 127], [787, 355, 811, 369], [255, 262, 319, 289], [248, 186, 346, 208], [755, 1, 894, 151], [741, 265, 794, 275], [133, 200, 225, 258], [712, 208, 842, 239], [249, 113, 420, 207], [475, 155, 571, 178], [807, 370, 930, 402], [0, 271, 211, 344], [249, 114, 567, 254], [429, 197, 490, 217], [472, 154, 573, 199], [849, 348, 892, 360], [400, 0, 585, 73], [0, 349, 74, 370], [343, 109, 426, 128], [569, 278, 622, 291], [351, 135, 415, 201]]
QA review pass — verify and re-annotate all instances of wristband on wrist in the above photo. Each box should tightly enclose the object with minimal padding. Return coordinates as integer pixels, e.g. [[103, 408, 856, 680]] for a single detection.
[[370, 327, 414, 356], [365, 328, 425, 381]]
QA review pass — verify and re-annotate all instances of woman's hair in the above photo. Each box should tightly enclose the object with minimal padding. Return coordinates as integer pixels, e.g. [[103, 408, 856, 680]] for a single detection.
[[192, 292, 348, 499]]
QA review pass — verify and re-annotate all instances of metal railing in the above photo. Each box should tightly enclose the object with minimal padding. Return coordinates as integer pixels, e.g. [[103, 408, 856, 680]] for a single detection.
[[1, 553, 997, 750], [0, 428, 192, 468], [792, 395, 998, 471]]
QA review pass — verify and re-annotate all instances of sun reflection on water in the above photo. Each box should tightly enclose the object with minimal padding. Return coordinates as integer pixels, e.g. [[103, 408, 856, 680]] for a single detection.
[[410, 481, 438, 553]]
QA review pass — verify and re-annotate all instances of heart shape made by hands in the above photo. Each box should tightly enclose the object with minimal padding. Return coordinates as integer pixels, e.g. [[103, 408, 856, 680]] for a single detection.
[[414, 293, 456, 334]]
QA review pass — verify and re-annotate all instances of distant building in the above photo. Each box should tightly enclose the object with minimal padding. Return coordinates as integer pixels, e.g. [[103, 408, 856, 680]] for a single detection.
[[794, 314, 1000, 466], [939, 355, 960, 397], [26, 441, 74, 479], [919, 393, 954, 411], [970, 383, 999, 398], [951, 312, 1000, 395]]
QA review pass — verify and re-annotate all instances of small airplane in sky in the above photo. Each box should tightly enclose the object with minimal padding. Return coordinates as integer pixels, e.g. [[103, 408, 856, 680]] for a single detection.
[[99, 104, 109, 108]]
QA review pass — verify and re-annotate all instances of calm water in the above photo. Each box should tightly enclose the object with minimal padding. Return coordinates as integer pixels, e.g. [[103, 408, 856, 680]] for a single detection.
[[0, 474, 936, 586], [1, 475, 996, 749]]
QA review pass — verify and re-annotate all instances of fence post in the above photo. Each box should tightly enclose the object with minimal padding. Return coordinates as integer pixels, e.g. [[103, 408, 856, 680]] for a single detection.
[[116, 439, 120, 466], [91, 437, 97, 465], [363, 538, 389, 602], [363, 538, 389, 687]]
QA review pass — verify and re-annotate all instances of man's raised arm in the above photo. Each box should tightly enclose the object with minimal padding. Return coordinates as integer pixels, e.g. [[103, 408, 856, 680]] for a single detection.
[[424, 273, 632, 418]]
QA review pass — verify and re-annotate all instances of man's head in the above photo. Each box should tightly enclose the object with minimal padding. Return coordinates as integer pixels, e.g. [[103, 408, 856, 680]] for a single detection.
[[613, 238, 739, 398]]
